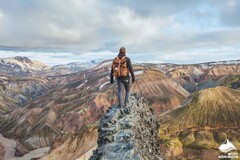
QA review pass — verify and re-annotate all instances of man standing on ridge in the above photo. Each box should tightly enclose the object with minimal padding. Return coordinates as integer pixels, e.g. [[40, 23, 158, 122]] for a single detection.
[[110, 47, 135, 111]]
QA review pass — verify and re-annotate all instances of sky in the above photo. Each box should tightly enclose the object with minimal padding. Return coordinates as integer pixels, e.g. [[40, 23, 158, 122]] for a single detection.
[[0, 0, 240, 65]]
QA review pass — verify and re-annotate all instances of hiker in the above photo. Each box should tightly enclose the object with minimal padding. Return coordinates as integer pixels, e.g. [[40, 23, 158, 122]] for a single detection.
[[110, 47, 135, 109]]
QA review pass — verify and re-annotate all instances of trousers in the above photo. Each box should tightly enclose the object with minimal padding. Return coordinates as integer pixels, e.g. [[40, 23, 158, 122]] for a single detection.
[[117, 78, 130, 107]]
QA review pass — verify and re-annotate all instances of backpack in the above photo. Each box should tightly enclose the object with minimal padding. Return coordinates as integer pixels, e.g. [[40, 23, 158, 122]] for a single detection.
[[112, 56, 129, 78]]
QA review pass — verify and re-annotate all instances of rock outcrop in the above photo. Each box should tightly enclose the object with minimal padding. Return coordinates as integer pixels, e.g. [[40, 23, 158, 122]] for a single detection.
[[90, 96, 162, 160]]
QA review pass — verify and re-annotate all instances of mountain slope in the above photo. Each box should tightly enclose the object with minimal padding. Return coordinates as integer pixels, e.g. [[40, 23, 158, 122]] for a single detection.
[[165, 62, 240, 92], [131, 69, 189, 115], [159, 86, 240, 159], [0, 65, 189, 158], [52, 60, 100, 71], [220, 75, 240, 89], [39, 60, 101, 77], [0, 56, 101, 78], [160, 86, 240, 132], [0, 56, 51, 76], [2, 58, 240, 159], [166, 65, 205, 92], [197, 64, 240, 90], [0, 74, 52, 113], [40, 125, 98, 160]]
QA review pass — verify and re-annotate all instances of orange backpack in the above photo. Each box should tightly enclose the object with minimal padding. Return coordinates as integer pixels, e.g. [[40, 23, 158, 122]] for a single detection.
[[112, 56, 129, 78]]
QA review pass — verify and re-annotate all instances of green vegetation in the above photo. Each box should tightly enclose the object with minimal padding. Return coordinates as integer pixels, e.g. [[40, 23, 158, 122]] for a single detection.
[[158, 86, 240, 158], [220, 75, 240, 89], [160, 87, 240, 133]]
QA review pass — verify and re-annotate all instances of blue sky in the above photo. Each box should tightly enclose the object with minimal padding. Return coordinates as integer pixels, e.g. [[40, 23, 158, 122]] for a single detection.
[[0, 0, 240, 65]]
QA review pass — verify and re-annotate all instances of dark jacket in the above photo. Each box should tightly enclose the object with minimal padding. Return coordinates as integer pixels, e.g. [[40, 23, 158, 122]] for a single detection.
[[110, 56, 135, 82]]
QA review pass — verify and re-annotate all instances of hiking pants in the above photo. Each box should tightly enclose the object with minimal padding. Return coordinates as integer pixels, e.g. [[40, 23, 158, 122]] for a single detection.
[[117, 79, 130, 107]]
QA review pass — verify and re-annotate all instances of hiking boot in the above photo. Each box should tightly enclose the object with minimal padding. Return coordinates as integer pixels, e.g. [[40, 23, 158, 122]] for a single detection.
[[120, 107, 125, 114], [123, 107, 131, 114], [124, 102, 129, 107], [117, 104, 122, 108], [120, 106, 127, 116], [120, 106, 130, 115]]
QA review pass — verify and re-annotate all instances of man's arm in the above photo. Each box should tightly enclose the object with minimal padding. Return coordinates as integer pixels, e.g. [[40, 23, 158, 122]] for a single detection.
[[110, 64, 114, 84], [127, 58, 135, 83]]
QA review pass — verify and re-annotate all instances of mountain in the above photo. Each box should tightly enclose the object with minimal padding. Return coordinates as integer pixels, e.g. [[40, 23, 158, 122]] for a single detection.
[[159, 86, 240, 159], [131, 69, 189, 115], [53, 60, 101, 72], [0, 74, 52, 113], [36, 60, 102, 78], [220, 75, 240, 89], [166, 64, 205, 92], [199, 59, 240, 68], [0, 58, 240, 159], [40, 125, 98, 160], [47, 60, 102, 77], [0, 63, 189, 158], [0, 56, 51, 76], [165, 60, 240, 92], [0, 56, 102, 77]]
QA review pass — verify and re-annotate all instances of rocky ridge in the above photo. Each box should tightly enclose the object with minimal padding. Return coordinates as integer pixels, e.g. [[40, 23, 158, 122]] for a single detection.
[[90, 96, 162, 160]]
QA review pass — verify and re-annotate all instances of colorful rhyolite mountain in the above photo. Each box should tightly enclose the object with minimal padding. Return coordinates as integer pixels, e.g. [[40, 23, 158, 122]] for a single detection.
[[0, 56, 51, 76], [0, 57, 239, 159], [159, 86, 240, 160], [0, 56, 101, 77]]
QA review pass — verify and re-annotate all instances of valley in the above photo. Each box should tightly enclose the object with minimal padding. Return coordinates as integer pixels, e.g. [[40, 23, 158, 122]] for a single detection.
[[0, 56, 240, 159]]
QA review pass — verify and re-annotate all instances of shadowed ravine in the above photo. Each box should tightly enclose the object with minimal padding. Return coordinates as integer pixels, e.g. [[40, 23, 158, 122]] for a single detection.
[[0, 134, 49, 160], [90, 96, 162, 160]]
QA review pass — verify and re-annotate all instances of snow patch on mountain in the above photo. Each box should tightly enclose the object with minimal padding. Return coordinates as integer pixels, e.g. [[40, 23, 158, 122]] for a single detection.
[[0, 76, 8, 80], [77, 80, 88, 89], [52, 60, 100, 72], [95, 60, 112, 69], [99, 81, 109, 90], [134, 70, 143, 75], [199, 60, 240, 69], [1, 57, 50, 71]]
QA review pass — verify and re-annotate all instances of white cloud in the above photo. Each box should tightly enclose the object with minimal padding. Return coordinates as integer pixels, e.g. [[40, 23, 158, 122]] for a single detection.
[[109, 8, 177, 53], [0, 0, 104, 50], [0, 11, 3, 19], [0, 1, 240, 63], [110, 8, 159, 45]]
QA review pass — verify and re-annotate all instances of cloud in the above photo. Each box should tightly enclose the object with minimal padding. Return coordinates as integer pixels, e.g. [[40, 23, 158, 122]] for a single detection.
[[109, 8, 169, 51], [0, 0, 239, 63], [216, 0, 240, 27], [0, 11, 3, 19], [0, 0, 104, 50]]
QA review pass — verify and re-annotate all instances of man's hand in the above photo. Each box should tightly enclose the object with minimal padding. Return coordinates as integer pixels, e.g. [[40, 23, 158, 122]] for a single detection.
[[110, 79, 114, 84], [132, 78, 135, 83]]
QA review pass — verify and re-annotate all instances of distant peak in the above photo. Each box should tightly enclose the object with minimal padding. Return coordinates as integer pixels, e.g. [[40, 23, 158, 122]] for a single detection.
[[14, 56, 31, 61], [198, 86, 233, 102]]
